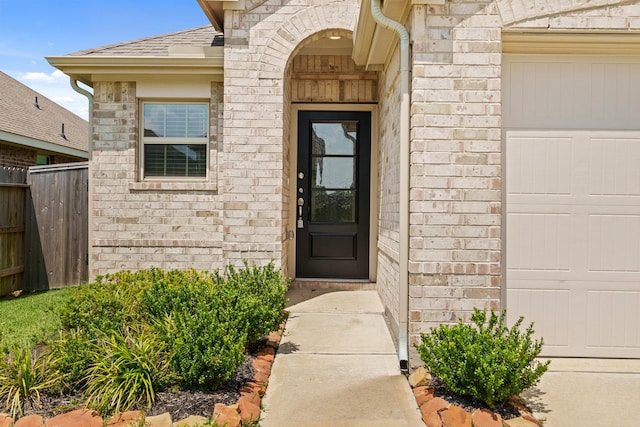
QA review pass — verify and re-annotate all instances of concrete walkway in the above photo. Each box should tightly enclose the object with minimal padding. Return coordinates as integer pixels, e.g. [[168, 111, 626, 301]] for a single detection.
[[522, 358, 640, 427], [260, 288, 423, 427]]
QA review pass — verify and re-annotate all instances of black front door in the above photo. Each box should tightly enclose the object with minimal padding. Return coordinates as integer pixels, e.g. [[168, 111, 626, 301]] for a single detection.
[[296, 111, 371, 278]]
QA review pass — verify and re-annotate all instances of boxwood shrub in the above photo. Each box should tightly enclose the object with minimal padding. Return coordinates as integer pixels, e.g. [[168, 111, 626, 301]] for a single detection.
[[416, 308, 550, 408], [48, 262, 289, 413]]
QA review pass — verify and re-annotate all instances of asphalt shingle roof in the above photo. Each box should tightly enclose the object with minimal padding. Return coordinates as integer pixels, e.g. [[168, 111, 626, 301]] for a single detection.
[[0, 71, 88, 154], [68, 25, 220, 57]]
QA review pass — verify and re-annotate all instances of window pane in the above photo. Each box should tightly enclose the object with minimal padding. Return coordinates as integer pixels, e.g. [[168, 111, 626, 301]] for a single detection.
[[311, 122, 356, 155], [166, 105, 187, 137], [187, 104, 208, 137], [311, 189, 355, 223], [144, 104, 166, 137], [312, 157, 355, 189], [143, 104, 208, 138], [144, 144, 207, 177]]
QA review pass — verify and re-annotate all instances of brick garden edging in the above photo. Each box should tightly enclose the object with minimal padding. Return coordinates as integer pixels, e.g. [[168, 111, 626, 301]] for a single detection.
[[411, 383, 543, 427], [0, 330, 282, 427]]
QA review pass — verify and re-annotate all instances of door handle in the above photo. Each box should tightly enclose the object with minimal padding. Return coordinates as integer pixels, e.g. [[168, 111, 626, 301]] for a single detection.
[[297, 197, 305, 228]]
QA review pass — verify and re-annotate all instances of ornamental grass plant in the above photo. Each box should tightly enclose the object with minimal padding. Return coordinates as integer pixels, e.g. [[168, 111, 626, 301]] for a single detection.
[[0, 346, 60, 418]]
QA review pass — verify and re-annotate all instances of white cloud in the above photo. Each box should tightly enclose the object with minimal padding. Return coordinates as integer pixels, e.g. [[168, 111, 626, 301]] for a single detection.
[[12, 69, 91, 120], [21, 69, 66, 83]]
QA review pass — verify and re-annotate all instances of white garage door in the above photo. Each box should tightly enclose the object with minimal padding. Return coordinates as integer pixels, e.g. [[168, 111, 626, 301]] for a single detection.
[[504, 55, 640, 357]]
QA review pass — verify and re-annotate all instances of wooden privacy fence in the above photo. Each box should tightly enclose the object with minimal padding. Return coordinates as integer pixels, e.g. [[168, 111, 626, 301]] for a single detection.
[[0, 167, 28, 295], [0, 163, 88, 296]]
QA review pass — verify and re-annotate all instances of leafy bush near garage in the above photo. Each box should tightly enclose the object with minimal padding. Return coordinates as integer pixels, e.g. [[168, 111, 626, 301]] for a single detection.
[[416, 308, 550, 408]]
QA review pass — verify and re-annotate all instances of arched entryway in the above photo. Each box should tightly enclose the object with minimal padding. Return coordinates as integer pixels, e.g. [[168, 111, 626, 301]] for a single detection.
[[283, 31, 379, 280]]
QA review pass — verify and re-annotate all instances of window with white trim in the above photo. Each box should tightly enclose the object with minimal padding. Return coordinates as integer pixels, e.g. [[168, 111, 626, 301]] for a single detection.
[[141, 102, 209, 179]]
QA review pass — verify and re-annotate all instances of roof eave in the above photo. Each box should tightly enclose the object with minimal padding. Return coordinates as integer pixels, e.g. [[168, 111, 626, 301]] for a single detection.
[[197, 0, 224, 31], [46, 54, 225, 87], [197, 0, 244, 31], [354, 0, 432, 69], [0, 130, 88, 159]]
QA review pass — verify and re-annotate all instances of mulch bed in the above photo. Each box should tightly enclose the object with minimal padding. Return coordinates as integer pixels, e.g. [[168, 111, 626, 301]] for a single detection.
[[428, 377, 523, 420]]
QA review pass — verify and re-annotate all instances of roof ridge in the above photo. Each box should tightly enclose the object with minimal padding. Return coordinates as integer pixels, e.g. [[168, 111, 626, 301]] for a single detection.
[[69, 25, 214, 56]]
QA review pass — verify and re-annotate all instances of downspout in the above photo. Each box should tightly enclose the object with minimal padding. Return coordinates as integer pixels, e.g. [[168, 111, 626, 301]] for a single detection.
[[370, 0, 411, 373], [70, 78, 93, 281], [69, 79, 93, 160]]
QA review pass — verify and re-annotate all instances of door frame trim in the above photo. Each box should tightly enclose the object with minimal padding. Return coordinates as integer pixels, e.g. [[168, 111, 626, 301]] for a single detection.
[[289, 104, 378, 281]]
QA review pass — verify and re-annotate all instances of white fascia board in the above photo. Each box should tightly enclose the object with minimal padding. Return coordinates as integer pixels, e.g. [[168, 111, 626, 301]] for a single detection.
[[46, 54, 225, 87]]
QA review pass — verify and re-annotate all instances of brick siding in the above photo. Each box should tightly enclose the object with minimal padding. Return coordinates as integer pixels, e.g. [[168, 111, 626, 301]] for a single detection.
[[222, 0, 360, 274], [376, 43, 403, 337], [0, 142, 84, 168], [90, 81, 224, 276], [0, 144, 35, 168], [83, 0, 637, 367], [404, 1, 503, 366]]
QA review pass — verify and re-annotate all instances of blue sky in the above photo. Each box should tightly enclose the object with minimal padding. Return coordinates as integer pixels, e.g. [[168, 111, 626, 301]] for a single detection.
[[0, 1, 210, 119]]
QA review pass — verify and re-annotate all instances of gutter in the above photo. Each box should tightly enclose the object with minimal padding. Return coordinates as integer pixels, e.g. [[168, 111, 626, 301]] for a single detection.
[[369, 0, 411, 373]]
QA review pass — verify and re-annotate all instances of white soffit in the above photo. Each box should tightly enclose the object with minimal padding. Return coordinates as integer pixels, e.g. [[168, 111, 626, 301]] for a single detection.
[[354, 0, 410, 69]]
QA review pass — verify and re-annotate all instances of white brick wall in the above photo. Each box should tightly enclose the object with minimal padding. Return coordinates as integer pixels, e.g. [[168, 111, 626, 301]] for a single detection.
[[90, 82, 224, 276], [87, 0, 638, 367], [496, 0, 640, 27], [406, 2, 503, 363], [376, 43, 402, 336], [221, 0, 360, 274], [402, 0, 637, 366]]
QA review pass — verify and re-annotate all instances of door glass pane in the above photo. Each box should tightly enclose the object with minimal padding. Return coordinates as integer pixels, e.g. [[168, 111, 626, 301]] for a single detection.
[[311, 122, 356, 155], [311, 190, 355, 223], [312, 157, 355, 189]]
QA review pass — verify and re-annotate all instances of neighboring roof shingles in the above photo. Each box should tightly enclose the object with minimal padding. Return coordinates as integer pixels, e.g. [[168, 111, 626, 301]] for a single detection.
[[0, 71, 88, 154], [68, 26, 219, 57]]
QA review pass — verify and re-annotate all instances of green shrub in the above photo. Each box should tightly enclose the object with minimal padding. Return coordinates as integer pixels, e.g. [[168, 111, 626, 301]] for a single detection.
[[54, 271, 157, 393], [416, 309, 550, 407], [0, 346, 60, 417], [84, 327, 169, 416], [50, 262, 289, 402], [140, 263, 288, 388], [140, 273, 247, 388], [165, 308, 247, 388], [57, 270, 151, 333], [214, 261, 290, 343]]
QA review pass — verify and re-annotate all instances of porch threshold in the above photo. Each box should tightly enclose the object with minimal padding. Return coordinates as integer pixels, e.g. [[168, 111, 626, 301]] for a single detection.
[[290, 278, 376, 291]]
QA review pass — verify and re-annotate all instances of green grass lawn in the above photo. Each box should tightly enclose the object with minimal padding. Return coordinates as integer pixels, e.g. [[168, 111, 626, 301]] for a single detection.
[[0, 288, 72, 352]]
